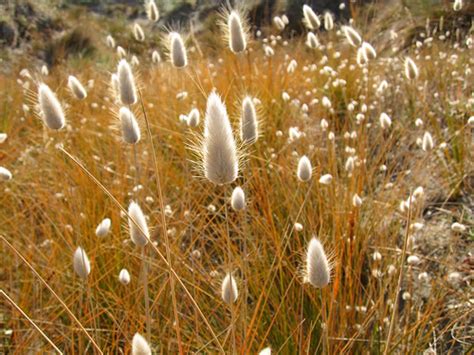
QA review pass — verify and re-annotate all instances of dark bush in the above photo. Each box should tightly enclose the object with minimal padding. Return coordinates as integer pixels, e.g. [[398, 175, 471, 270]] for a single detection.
[[44, 28, 95, 66]]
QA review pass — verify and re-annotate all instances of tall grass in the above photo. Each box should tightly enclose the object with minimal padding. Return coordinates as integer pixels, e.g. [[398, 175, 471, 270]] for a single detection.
[[1, 1, 472, 354]]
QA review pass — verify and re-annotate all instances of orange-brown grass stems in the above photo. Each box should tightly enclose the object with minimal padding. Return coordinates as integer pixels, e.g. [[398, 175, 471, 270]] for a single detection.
[[384, 194, 413, 355], [72, 246, 98, 349], [198, 91, 240, 352], [128, 199, 151, 341], [1, 236, 103, 354]]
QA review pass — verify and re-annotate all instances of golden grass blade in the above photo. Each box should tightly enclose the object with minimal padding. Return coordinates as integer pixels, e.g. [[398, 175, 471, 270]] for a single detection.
[[1, 236, 103, 354]]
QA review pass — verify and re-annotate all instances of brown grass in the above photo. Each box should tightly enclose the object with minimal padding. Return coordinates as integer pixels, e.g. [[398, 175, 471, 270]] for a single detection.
[[0, 3, 473, 354]]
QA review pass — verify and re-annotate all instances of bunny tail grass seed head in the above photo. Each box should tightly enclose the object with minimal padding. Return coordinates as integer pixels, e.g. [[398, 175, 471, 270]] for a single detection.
[[302, 5, 320, 30], [227, 10, 248, 54], [231, 186, 246, 211], [117, 46, 126, 58], [221, 273, 238, 304], [240, 96, 258, 144], [95, 218, 111, 237], [117, 59, 137, 105], [342, 26, 362, 47], [133, 23, 145, 42], [297, 155, 312, 182], [453, 0, 463, 11], [273, 16, 285, 31], [119, 107, 141, 144], [202, 91, 238, 185], [73, 247, 91, 279], [152, 50, 161, 64], [106, 34, 115, 48], [379, 112, 392, 129], [37, 83, 66, 130], [422, 131, 434, 151], [168, 31, 187, 68], [361, 41, 377, 59], [132, 332, 151, 355], [304, 237, 331, 288], [128, 201, 150, 247], [405, 57, 419, 80], [146, 0, 159, 22], [259, 347, 272, 355], [319, 174, 333, 185], [187, 108, 200, 127], [324, 12, 334, 31], [119, 269, 131, 285], [0, 167, 12, 181], [356, 47, 368, 66], [67, 75, 87, 100], [306, 32, 320, 49]]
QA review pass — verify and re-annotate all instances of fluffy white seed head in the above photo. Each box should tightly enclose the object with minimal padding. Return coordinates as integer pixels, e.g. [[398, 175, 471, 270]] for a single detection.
[[37, 83, 66, 130], [117, 59, 137, 105], [132, 333, 151, 355], [259, 348, 272, 355], [294, 222, 303, 232], [231, 186, 246, 211], [67, 75, 87, 100], [451, 222, 466, 233], [131, 55, 140, 67], [306, 32, 320, 49], [303, 5, 320, 30], [305, 238, 331, 288], [73, 247, 91, 279], [264, 45, 274, 57], [152, 50, 161, 64], [342, 26, 362, 47], [356, 47, 368, 66], [324, 12, 334, 31], [0, 133, 7, 144], [146, 0, 159, 22], [297, 155, 312, 182], [119, 107, 141, 144], [405, 57, 419, 80], [119, 269, 131, 285], [187, 108, 200, 127], [422, 131, 434, 151], [106, 35, 115, 48], [352, 193, 362, 207], [379, 112, 392, 129], [241, 96, 258, 144], [221, 273, 238, 304], [361, 42, 377, 59], [0, 167, 12, 181], [202, 92, 238, 185], [228, 11, 247, 53], [273, 16, 285, 31], [319, 174, 333, 185], [128, 201, 150, 247], [453, 0, 463, 11], [345, 156, 355, 173], [169, 32, 187, 68], [41, 65, 49, 76], [133, 23, 145, 42], [117, 46, 126, 58], [95, 218, 111, 237], [407, 255, 420, 266]]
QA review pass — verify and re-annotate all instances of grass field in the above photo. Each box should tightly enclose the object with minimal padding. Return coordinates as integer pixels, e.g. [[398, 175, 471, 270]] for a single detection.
[[1, 1, 473, 354]]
